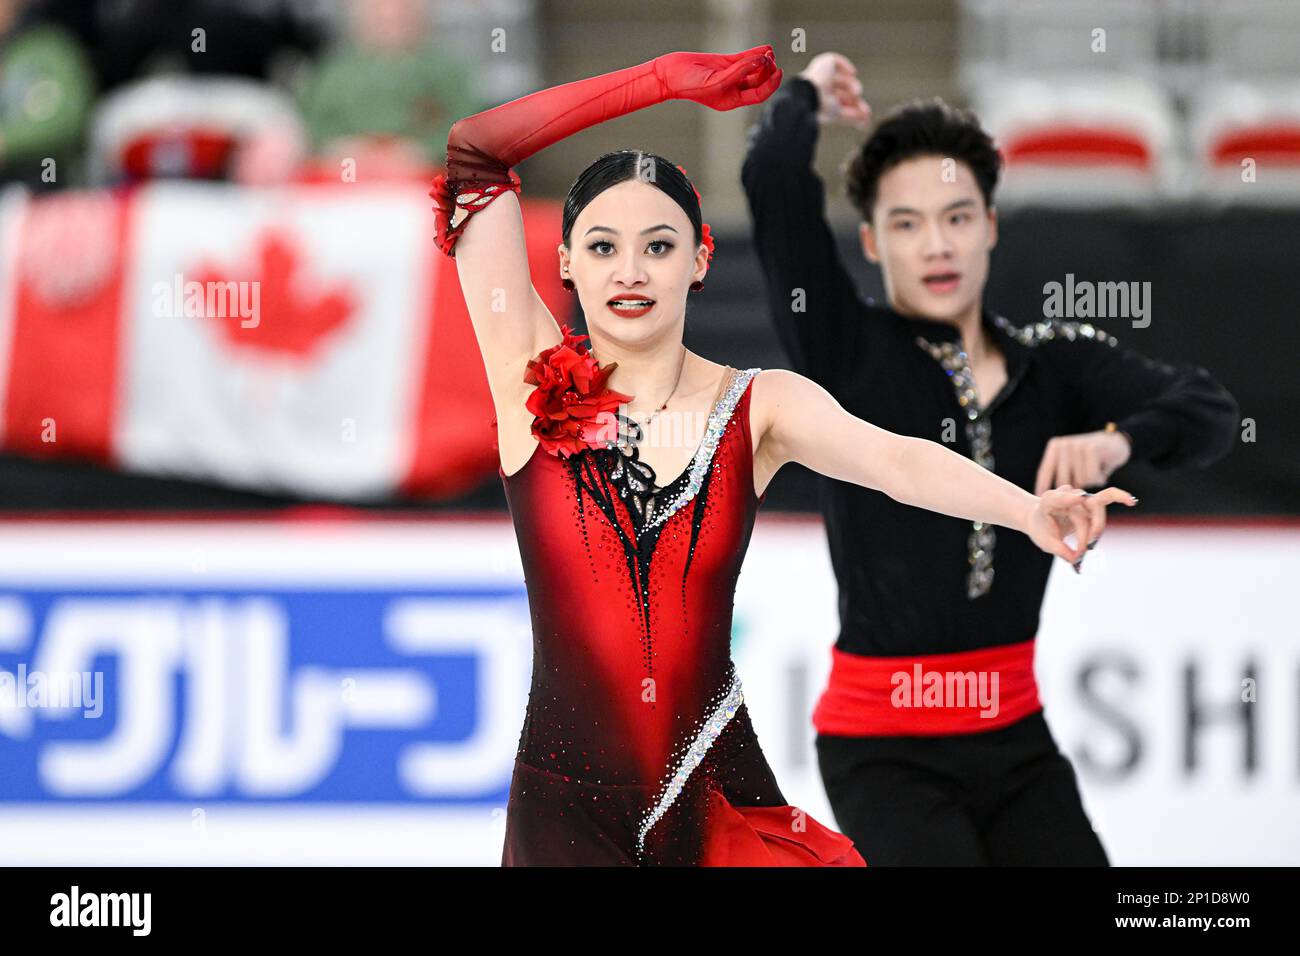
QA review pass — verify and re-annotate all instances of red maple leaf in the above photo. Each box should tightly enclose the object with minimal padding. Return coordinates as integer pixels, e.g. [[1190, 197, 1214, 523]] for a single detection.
[[191, 229, 357, 358]]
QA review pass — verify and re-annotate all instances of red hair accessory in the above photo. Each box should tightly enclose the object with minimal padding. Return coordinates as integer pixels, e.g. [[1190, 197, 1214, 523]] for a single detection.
[[675, 163, 714, 262]]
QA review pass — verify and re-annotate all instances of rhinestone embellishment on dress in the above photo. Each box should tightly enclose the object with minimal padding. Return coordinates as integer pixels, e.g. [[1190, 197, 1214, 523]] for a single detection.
[[446, 182, 513, 232], [636, 668, 744, 858], [638, 367, 761, 531], [454, 182, 509, 208]]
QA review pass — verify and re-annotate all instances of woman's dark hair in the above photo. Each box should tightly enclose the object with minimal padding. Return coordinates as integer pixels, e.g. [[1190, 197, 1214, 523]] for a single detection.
[[562, 150, 704, 249], [843, 97, 1002, 223]]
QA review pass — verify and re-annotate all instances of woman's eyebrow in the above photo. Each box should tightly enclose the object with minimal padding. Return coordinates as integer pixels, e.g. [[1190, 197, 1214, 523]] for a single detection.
[[583, 224, 680, 237]]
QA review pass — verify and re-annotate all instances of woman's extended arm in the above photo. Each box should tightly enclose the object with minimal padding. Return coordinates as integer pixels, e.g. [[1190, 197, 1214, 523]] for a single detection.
[[754, 369, 1137, 564], [433, 47, 780, 408]]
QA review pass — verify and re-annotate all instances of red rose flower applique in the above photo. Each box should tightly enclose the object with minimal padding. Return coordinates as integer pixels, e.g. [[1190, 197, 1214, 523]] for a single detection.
[[524, 324, 634, 458]]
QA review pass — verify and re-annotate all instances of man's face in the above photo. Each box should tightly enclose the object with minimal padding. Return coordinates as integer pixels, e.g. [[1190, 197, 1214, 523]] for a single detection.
[[860, 155, 996, 323]]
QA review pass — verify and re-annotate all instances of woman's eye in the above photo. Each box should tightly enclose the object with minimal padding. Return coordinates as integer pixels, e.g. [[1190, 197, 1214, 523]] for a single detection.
[[586, 239, 674, 255]]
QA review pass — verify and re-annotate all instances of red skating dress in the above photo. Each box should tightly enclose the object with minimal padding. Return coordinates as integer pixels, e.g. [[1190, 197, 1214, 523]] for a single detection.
[[498, 358, 866, 867]]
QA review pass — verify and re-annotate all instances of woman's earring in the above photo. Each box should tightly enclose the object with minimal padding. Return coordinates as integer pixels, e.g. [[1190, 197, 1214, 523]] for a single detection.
[[689, 280, 704, 292], [561, 277, 575, 291]]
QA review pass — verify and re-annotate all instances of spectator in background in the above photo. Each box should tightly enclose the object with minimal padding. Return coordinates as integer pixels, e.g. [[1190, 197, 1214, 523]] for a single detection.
[[298, 0, 480, 180], [0, 0, 95, 189], [73, 0, 326, 188], [40, 0, 326, 93]]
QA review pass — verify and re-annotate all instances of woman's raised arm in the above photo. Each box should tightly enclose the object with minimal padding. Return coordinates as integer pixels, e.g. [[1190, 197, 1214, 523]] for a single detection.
[[431, 47, 782, 406], [447, 188, 556, 402]]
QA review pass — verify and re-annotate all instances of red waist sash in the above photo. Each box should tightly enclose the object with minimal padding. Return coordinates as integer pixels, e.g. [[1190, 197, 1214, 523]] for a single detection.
[[812, 639, 1042, 737]]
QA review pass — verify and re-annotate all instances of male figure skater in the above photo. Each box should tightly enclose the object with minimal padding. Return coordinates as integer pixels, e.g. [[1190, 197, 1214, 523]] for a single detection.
[[741, 52, 1240, 864]]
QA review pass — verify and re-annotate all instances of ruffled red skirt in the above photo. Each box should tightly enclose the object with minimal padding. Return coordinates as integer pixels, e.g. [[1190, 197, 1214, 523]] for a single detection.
[[501, 760, 866, 866], [698, 787, 867, 866]]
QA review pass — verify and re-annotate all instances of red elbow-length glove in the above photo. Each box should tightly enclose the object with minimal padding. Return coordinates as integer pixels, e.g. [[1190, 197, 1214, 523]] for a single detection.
[[430, 46, 781, 256]]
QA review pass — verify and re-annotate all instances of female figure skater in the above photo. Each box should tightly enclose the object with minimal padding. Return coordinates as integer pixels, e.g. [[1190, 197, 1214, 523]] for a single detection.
[[430, 45, 1135, 866]]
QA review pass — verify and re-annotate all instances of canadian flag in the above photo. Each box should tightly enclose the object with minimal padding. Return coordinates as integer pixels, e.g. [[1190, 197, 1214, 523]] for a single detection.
[[0, 182, 571, 500]]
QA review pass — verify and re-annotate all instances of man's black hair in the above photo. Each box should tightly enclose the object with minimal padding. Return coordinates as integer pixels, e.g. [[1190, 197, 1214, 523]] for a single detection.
[[843, 97, 1003, 222]]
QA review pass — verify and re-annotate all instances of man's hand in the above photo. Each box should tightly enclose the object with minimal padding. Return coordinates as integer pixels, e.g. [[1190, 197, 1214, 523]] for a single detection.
[[798, 52, 871, 130], [1034, 429, 1132, 496]]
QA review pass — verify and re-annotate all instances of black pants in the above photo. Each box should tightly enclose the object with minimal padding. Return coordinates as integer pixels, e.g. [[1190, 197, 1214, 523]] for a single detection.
[[816, 710, 1109, 866]]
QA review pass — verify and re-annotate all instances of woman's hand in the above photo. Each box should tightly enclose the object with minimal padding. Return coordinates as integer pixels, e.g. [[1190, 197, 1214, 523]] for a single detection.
[[657, 45, 782, 110], [1024, 485, 1138, 570]]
